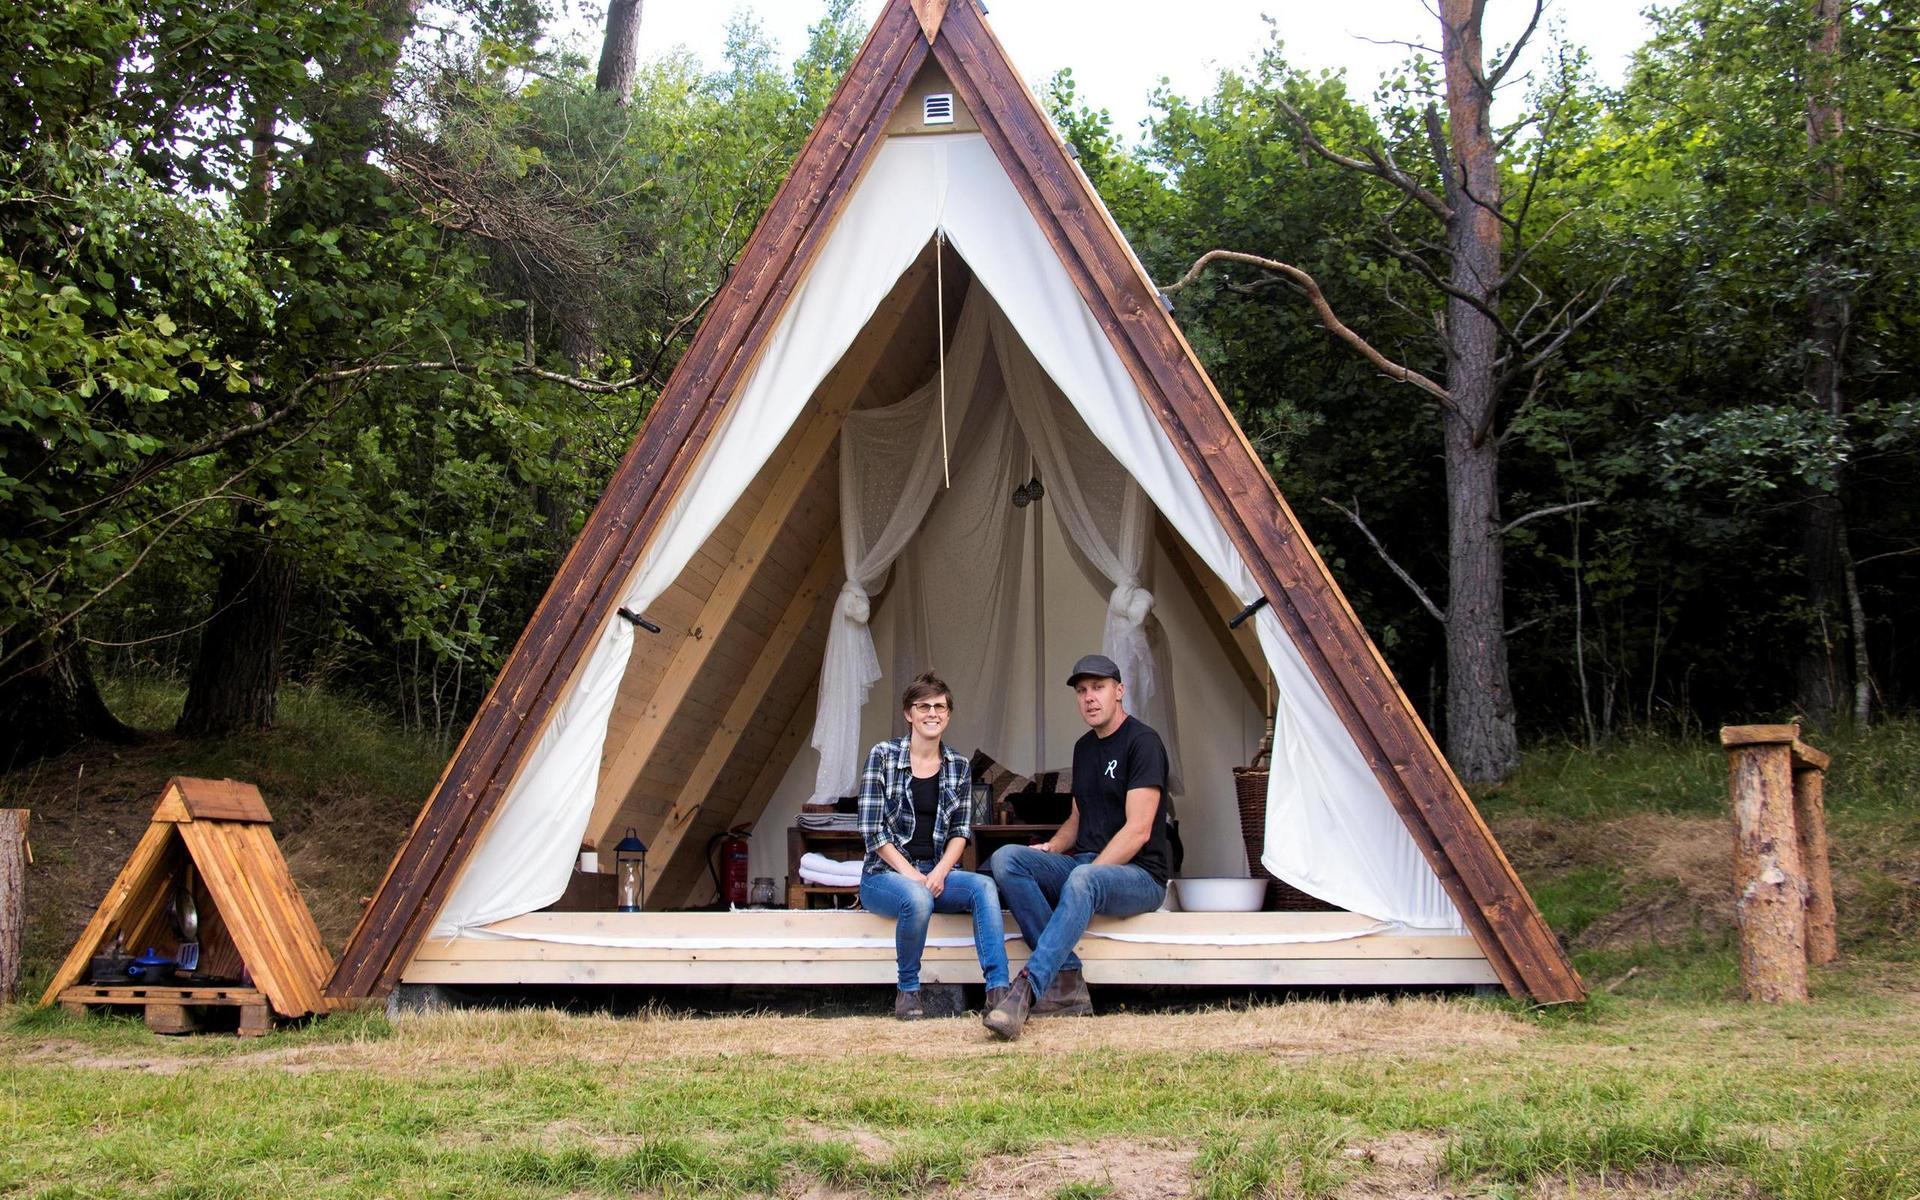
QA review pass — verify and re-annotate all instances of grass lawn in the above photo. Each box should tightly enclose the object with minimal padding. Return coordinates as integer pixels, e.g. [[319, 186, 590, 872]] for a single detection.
[[3, 683, 1917, 1197], [3, 973, 1917, 1199]]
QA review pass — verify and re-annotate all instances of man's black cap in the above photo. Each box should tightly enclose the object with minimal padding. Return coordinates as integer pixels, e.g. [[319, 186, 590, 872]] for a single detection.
[[1065, 653, 1122, 686]]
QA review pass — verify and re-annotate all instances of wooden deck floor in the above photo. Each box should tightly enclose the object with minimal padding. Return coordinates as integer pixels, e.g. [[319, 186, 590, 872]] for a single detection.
[[404, 911, 1498, 987]]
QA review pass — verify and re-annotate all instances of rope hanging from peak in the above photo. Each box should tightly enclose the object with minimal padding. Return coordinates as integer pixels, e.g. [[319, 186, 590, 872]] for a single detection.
[[936, 229, 950, 488]]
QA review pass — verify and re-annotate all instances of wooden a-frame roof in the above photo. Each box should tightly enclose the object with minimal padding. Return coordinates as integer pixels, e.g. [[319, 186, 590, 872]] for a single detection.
[[328, 0, 1584, 1003], [42, 778, 335, 1018]]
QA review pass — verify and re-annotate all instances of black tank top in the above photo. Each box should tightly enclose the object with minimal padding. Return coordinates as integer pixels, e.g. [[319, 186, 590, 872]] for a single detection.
[[903, 771, 940, 862]]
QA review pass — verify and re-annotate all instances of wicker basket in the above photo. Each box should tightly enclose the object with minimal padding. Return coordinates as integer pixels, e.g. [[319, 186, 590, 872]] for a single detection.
[[1234, 740, 1339, 913]]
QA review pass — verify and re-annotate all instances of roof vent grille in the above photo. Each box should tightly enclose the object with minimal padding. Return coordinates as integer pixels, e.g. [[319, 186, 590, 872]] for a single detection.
[[923, 93, 955, 126]]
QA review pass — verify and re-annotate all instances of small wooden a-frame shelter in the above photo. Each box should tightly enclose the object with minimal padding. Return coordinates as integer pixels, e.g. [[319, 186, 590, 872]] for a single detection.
[[42, 777, 334, 1030], [328, 0, 1584, 1004]]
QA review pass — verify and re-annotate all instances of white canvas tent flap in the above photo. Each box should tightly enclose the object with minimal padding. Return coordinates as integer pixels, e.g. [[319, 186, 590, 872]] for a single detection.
[[428, 131, 1463, 939]]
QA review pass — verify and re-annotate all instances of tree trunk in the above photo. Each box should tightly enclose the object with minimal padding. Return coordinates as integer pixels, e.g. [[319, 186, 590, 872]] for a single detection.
[[1443, 417, 1516, 782], [1795, 492, 1846, 726], [1438, 0, 1518, 782], [596, 0, 645, 102], [0, 809, 25, 1002], [175, 545, 298, 736], [1795, 0, 1851, 729], [0, 625, 142, 766], [301, 0, 423, 171]]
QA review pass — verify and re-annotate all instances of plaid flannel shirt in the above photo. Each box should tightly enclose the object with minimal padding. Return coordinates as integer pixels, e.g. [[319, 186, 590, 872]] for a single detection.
[[858, 736, 973, 876]]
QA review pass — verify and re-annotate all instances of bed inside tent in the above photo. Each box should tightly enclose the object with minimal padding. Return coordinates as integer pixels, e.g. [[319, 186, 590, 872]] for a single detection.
[[395, 122, 1502, 992]]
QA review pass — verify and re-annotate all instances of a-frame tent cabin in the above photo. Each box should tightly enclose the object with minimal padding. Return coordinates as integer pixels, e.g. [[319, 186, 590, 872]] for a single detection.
[[328, 0, 1583, 1004]]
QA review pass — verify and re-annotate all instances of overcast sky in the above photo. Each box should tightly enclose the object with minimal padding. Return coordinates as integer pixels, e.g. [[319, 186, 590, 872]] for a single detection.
[[559, 1, 1656, 136]]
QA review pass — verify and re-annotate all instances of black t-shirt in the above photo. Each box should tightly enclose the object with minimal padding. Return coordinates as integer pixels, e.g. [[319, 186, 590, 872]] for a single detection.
[[1070, 715, 1172, 884], [904, 771, 941, 862]]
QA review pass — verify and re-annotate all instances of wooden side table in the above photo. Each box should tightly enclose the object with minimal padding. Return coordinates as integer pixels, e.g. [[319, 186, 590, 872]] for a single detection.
[[786, 827, 863, 908]]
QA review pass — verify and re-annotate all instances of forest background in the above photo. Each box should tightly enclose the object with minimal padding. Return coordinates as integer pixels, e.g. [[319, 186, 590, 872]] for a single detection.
[[3, 0, 1916, 784]]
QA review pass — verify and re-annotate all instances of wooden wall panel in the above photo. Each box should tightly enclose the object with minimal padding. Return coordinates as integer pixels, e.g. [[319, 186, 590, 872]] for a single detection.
[[603, 457, 839, 841]]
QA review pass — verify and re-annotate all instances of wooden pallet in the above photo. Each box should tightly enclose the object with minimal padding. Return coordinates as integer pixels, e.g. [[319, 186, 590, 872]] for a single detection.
[[58, 983, 273, 1037]]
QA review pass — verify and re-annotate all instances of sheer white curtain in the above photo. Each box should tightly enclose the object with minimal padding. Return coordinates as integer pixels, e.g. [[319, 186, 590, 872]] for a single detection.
[[807, 286, 994, 804], [991, 307, 1183, 793], [889, 348, 1030, 762]]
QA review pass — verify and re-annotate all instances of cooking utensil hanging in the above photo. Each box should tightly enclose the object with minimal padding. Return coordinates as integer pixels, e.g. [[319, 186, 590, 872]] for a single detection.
[[170, 858, 200, 970]]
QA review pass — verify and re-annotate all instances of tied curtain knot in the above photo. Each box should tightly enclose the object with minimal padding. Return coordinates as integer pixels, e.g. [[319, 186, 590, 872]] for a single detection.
[[838, 580, 872, 623], [1108, 582, 1153, 624]]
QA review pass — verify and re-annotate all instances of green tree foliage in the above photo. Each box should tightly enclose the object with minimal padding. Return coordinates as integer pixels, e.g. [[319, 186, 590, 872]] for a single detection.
[[1054, 5, 1920, 743], [1547, 0, 1920, 727], [0, 0, 866, 754], [6, 0, 1917, 760]]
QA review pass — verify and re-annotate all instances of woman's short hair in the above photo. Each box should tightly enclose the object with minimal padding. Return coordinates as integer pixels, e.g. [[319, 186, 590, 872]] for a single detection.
[[901, 671, 953, 711]]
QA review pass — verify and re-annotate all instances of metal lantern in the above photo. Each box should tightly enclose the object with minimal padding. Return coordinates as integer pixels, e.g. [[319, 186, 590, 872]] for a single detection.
[[614, 827, 648, 912]]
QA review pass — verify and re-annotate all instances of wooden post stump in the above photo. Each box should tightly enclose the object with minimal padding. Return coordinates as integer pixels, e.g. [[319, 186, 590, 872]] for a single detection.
[[1790, 741, 1837, 966], [1721, 726, 1808, 1003], [0, 810, 27, 1002]]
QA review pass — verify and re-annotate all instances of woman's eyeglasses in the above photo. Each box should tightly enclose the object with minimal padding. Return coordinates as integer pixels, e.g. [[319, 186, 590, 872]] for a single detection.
[[909, 702, 950, 716]]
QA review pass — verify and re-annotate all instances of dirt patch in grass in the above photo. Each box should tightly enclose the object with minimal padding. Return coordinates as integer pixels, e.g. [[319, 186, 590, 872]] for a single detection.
[[960, 1136, 1195, 1199], [361, 995, 1527, 1073], [789, 1120, 898, 1160], [2, 997, 1527, 1081], [1498, 814, 1734, 950], [1337, 1132, 1449, 1197], [1334, 1134, 1750, 1198], [19, 1041, 200, 1075]]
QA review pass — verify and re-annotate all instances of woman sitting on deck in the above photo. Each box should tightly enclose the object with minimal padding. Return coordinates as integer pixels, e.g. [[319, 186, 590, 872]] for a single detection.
[[858, 672, 1011, 1019]]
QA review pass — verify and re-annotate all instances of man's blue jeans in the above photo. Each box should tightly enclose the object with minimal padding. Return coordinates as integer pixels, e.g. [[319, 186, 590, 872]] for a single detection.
[[989, 846, 1166, 996], [859, 864, 1010, 992]]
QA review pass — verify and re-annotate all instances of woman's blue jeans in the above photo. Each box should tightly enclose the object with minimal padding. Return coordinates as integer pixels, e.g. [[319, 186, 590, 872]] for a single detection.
[[859, 864, 1010, 992]]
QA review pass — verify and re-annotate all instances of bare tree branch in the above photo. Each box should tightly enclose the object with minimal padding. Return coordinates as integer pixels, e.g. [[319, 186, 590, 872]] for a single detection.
[[1376, 238, 1524, 350], [1422, 102, 1454, 201], [1498, 276, 1622, 388], [1351, 33, 1442, 55], [1485, 0, 1546, 93], [1495, 209, 1575, 293], [1500, 499, 1600, 536], [1487, 364, 1545, 448], [1321, 496, 1448, 624], [1163, 250, 1456, 411], [1855, 545, 1920, 566], [1861, 122, 1920, 144], [1277, 98, 1452, 223]]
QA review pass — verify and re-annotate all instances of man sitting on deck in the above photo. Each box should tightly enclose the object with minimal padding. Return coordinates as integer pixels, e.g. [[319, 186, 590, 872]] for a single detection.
[[985, 653, 1172, 1040]]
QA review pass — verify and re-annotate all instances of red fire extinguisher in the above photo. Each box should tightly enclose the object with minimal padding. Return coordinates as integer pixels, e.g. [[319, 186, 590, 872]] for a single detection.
[[709, 827, 751, 907]]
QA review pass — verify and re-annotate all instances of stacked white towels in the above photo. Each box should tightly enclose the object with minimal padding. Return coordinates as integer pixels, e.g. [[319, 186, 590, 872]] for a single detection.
[[797, 852, 863, 888]]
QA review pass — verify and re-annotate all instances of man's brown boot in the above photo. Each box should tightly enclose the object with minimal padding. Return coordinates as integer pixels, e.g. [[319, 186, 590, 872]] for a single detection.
[[983, 984, 1011, 1013], [894, 988, 926, 1020], [982, 972, 1033, 1040], [1031, 967, 1092, 1017]]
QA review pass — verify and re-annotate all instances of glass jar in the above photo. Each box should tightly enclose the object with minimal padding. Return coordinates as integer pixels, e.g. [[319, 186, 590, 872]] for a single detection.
[[748, 876, 777, 908]]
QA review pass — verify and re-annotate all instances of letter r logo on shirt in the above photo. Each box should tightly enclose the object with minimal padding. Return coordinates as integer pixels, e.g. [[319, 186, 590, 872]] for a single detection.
[[1104, 760, 1117, 779]]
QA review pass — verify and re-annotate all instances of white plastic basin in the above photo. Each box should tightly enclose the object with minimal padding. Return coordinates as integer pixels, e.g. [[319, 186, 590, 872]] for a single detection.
[[1173, 877, 1267, 912]]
